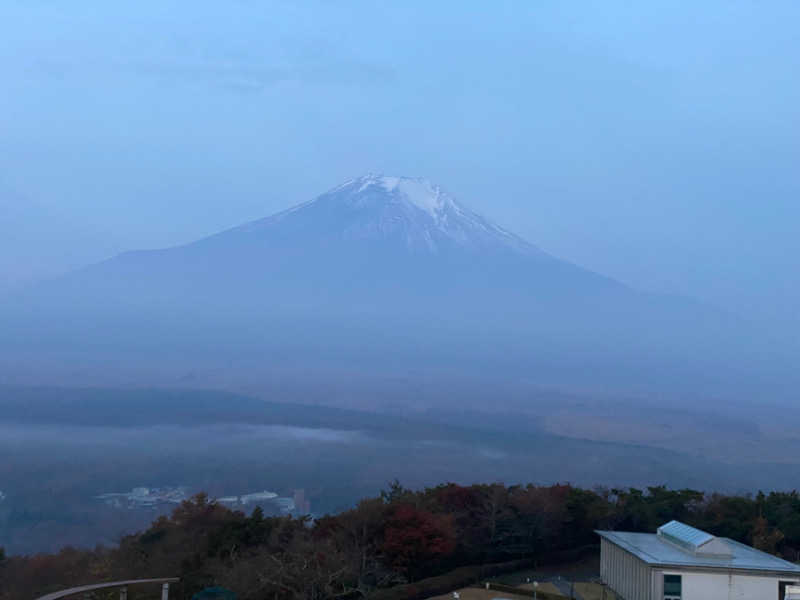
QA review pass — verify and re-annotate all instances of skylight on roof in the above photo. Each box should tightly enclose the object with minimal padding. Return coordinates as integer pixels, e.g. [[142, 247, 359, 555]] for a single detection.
[[657, 521, 715, 553]]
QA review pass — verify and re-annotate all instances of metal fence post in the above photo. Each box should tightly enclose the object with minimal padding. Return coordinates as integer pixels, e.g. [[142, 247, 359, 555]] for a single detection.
[[161, 583, 170, 600]]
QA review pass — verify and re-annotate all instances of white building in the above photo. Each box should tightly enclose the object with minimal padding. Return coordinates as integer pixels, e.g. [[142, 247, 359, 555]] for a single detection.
[[217, 496, 240, 505], [597, 520, 800, 600], [240, 491, 278, 504]]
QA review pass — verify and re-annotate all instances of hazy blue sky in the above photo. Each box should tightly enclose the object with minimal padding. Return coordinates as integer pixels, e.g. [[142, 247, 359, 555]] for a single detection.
[[2, 1, 799, 327]]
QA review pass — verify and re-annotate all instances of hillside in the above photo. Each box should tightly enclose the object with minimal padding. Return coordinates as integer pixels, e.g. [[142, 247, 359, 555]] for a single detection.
[[2, 482, 798, 600]]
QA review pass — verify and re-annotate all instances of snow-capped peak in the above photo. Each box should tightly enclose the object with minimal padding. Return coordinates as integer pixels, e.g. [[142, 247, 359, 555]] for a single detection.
[[354, 174, 449, 220], [237, 174, 541, 257], [320, 174, 538, 255]]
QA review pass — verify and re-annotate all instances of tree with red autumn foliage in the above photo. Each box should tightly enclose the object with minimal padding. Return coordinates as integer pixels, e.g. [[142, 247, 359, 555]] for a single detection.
[[381, 504, 455, 581]]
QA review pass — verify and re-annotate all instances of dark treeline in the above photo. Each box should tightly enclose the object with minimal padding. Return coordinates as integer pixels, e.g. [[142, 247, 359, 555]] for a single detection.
[[2, 483, 799, 600]]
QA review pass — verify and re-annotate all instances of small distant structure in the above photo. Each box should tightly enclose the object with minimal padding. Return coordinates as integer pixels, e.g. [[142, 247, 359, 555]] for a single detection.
[[293, 489, 311, 514], [240, 490, 278, 504], [217, 496, 240, 505], [216, 491, 279, 507], [598, 520, 800, 600], [215, 490, 307, 515], [95, 486, 187, 509], [273, 497, 296, 513], [216, 488, 311, 516]]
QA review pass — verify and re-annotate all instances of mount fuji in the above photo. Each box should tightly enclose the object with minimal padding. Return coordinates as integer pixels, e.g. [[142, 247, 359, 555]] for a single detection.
[[1, 175, 763, 396], [22, 175, 625, 314]]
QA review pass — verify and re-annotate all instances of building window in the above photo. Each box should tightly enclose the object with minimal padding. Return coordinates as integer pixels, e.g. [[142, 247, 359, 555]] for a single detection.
[[780, 581, 799, 600], [664, 574, 682, 599]]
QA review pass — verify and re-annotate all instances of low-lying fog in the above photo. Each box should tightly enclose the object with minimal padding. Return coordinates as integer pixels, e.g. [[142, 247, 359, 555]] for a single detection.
[[5, 390, 800, 557]]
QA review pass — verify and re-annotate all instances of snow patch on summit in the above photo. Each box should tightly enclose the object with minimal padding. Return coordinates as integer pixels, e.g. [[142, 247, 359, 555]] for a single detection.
[[357, 175, 448, 221], [394, 178, 447, 220], [330, 174, 542, 255], [235, 174, 543, 257]]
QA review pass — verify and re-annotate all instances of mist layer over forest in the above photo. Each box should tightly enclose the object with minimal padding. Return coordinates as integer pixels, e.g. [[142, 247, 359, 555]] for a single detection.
[[3, 386, 800, 556]]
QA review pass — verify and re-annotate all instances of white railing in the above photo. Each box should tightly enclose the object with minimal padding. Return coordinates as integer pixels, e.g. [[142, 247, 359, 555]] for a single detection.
[[35, 577, 179, 600]]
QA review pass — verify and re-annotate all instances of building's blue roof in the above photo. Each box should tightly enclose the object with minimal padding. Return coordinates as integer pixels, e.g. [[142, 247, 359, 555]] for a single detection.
[[597, 529, 800, 574]]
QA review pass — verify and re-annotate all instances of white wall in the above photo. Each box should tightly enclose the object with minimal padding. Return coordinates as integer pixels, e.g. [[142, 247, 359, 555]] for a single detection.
[[652, 568, 797, 600], [601, 538, 652, 600], [602, 539, 800, 600]]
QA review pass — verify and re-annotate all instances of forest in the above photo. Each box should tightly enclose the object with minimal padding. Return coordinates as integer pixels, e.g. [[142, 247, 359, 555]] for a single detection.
[[2, 482, 800, 600]]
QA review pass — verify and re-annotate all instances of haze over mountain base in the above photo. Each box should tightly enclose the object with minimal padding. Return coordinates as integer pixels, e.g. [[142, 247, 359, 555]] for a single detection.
[[3, 385, 800, 556], [3, 175, 795, 401], [2, 176, 799, 554]]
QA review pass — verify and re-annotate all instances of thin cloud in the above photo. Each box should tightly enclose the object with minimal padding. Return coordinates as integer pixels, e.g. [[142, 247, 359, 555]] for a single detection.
[[22, 54, 395, 93]]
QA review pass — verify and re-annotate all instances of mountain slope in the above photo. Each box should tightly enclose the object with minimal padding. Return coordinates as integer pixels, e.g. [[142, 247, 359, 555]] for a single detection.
[[219, 175, 540, 256], [18, 175, 626, 315], [2, 174, 781, 399]]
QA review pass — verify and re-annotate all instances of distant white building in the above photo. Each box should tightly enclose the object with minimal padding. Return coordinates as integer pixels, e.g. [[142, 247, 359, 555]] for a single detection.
[[240, 491, 278, 504], [95, 486, 186, 508], [274, 497, 295, 514], [597, 520, 800, 600], [216, 490, 280, 506]]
